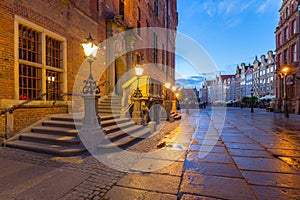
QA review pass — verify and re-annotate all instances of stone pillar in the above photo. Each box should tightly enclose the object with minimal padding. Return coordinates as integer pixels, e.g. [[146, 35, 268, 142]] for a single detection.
[[164, 99, 171, 119], [132, 97, 143, 125], [80, 94, 103, 153], [171, 100, 177, 113]]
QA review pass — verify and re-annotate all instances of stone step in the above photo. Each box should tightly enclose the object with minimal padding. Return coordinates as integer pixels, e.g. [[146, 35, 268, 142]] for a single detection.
[[5, 140, 86, 156], [99, 128, 151, 149], [98, 106, 121, 113], [106, 125, 144, 142], [31, 126, 78, 136], [98, 103, 121, 108], [103, 121, 136, 134], [50, 115, 82, 122], [98, 109, 120, 114], [99, 98, 121, 103], [100, 115, 119, 121], [98, 105, 122, 109], [98, 101, 121, 105], [42, 120, 80, 129], [20, 132, 81, 145], [101, 118, 131, 127]]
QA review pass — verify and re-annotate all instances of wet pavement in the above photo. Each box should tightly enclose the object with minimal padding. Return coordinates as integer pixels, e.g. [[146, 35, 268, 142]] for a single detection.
[[1, 107, 300, 199]]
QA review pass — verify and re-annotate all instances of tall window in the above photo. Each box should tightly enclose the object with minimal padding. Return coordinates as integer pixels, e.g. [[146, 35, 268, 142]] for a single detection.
[[18, 23, 64, 101], [292, 20, 297, 35], [19, 25, 40, 63], [162, 44, 165, 71], [293, 43, 297, 62], [154, 0, 158, 16], [119, 0, 124, 18], [285, 27, 289, 41], [46, 36, 62, 68], [153, 32, 158, 64], [284, 49, 289, 63], [137, 7, 141, 36]]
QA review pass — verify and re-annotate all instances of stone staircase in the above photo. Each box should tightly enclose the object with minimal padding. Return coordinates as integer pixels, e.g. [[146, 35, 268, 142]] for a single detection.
[[4, 94, 152, 156], [98, 94, 152, 149], [5, 114, 86, 156]]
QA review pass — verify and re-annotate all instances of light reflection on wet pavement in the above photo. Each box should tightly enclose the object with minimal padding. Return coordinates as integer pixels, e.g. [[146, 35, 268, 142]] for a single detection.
[[107, 107, 300, 199]]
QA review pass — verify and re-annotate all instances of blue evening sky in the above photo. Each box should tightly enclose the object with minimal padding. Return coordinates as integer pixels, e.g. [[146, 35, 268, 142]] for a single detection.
[[175, 0, 281, 82]]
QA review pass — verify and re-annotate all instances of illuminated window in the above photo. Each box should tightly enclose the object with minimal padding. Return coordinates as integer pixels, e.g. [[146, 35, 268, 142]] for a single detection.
[[18, 23, 64, 101]]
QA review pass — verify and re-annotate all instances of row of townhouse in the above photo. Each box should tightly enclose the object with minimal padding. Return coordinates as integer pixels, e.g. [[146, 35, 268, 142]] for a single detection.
[[201, 51, 276, 104]]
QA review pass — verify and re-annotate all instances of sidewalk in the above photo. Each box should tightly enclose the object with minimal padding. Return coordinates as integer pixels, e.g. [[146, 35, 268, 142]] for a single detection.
[[0, 107, 299, 199]]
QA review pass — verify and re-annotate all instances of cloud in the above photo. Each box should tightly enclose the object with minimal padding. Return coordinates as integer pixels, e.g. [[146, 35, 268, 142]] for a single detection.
[[176, 76, 205, 89], [256, 0, 279, 14], [206, 0, 255, 16]]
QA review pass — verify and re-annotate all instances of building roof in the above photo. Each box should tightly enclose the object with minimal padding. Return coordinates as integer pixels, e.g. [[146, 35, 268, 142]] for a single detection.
[[220, 75, 235, 81]]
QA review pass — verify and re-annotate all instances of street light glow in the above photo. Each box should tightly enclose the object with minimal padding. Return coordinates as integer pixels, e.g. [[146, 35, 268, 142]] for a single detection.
[[165, 82, 171, 89], [81, 34, 99, 58], [280, 65, 291, 75], [135, 66, 144, 76], [172, 86, 177, 91]]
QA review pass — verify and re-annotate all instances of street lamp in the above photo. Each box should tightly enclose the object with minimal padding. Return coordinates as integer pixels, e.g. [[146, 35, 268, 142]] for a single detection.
[[81, 34, 99, 95], [132, 66, 143, 98], [279, 65, 291, 118], [132, 65, 144, 125], [80, 34, 102, 152], [164, 82, 173, 120], [250, 88, 254, 113]]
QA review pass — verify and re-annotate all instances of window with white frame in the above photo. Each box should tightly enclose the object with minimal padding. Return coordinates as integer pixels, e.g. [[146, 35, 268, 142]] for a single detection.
[[292, 20, 297, 35], [18, 22, 65, 101], [285, 27, 289, 41], [293, 43, 297, 62]]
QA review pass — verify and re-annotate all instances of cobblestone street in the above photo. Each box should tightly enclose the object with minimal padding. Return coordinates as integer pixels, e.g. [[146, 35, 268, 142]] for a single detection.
[[1, 107, 300, 199]]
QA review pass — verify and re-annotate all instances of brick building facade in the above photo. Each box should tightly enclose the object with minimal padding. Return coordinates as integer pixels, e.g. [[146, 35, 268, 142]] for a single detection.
[[275, 0, 300, 113], [0, 0, 178, 138]]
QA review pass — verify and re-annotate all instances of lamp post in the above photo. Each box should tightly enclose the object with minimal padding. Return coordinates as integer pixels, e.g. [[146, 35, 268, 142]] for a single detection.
[[250, 88, 254, 113], [164, 82, 172, 120], [279, 65, 291, 118], [81, 34, 99, 95], [80, 34, 102, 152], [132, 66, 144, 125], [171, 85, 178, 113]]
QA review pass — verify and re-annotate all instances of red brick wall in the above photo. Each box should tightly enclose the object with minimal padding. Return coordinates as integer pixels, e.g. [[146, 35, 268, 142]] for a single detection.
[[13, 106, 68, 133], [0, 1, 15, 100], [0, 0, 101, 101], [0, 0, 178, 135]]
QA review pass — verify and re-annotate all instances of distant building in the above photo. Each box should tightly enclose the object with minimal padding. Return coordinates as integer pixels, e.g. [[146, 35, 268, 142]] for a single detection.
[[252, 52, 275, 98]]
